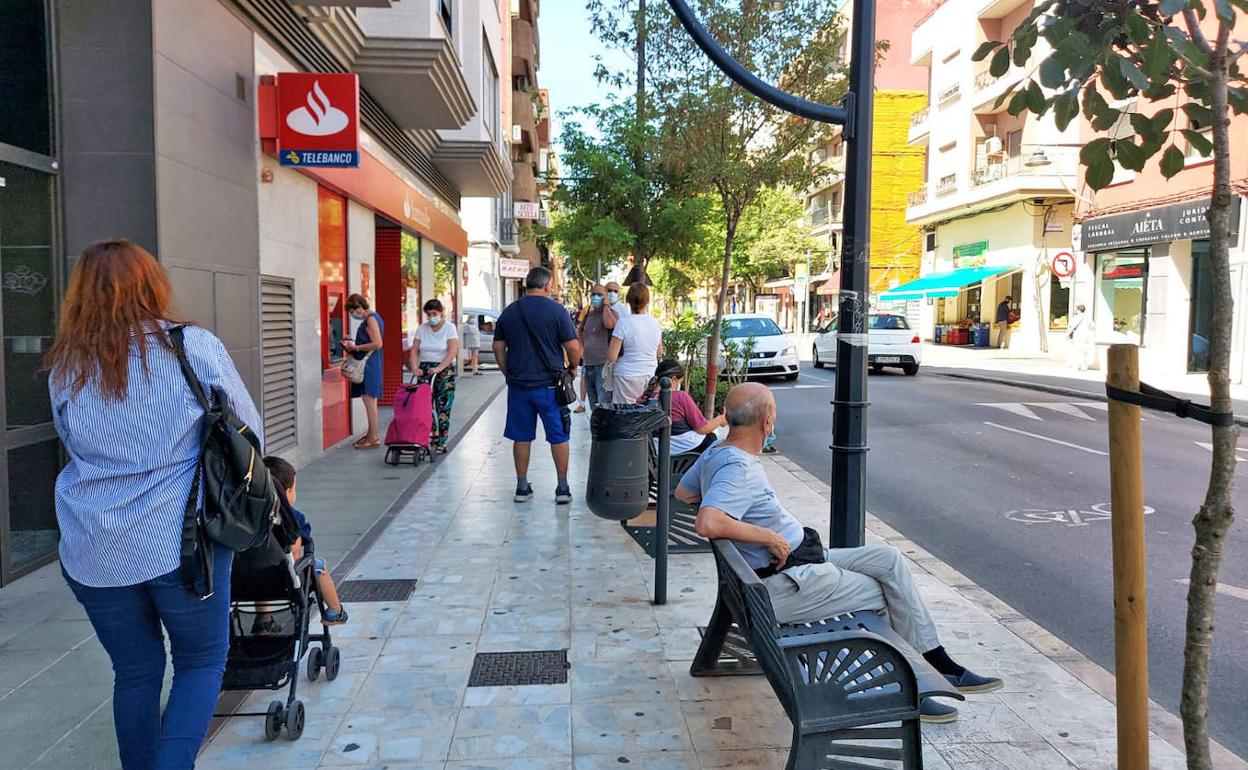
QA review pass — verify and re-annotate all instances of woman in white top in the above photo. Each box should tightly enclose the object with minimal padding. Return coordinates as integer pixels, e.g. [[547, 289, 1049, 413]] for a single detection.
[[460, 313, 482, 375], [607, 282, 663, 404], [408, 299, 460, 453]]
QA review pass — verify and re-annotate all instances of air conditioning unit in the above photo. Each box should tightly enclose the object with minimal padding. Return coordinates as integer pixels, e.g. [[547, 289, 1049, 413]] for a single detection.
[[984, 136, 1003, 155]]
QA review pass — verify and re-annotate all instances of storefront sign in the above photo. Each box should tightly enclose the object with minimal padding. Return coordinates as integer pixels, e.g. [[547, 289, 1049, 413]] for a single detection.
[[514, 201, 541, 220], [276, 73, 360, 168], [794, 262, 809, 292], [1080, 197, 1241, 252], [1101, 260, 1146, 280], [952, 240, 988, 267], [500, 257, 530, 278], [1050, 252, 1076, 279]]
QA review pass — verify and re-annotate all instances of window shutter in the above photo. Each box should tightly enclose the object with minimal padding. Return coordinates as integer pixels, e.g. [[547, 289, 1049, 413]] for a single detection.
[[261, 277, 297, 451], [1109, 102, 1137, 141]]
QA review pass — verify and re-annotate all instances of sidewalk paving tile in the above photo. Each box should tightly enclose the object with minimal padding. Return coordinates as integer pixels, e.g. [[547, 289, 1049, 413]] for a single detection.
[[447, 704, 572, 760]]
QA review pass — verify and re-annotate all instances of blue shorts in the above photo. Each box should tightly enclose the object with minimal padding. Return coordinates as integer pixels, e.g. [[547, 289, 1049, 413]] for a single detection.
[[505, 386, 571, 445]]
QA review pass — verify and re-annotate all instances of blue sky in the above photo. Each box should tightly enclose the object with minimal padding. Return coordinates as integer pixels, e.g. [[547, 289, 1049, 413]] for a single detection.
[[536, 0, 633, 144]]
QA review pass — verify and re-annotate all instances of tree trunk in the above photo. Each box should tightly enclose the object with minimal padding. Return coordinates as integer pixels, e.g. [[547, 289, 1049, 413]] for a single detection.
[[1181, 42, 1241, 770], [704, 213, 738, 417]]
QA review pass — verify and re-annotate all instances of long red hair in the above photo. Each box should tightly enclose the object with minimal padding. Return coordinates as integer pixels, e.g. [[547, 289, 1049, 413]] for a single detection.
[[46, 239, 183, 401]]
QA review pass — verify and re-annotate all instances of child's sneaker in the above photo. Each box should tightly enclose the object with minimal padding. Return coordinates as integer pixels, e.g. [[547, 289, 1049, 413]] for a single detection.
[[322, 606, 349, 626]]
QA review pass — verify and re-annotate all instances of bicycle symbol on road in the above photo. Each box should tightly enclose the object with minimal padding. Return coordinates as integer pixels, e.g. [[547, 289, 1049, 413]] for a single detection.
[[1005, 503, 1156, 527]]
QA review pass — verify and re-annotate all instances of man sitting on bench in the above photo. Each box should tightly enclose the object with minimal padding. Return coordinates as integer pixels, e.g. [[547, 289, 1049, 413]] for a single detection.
[[675, 382, 1002, 723]]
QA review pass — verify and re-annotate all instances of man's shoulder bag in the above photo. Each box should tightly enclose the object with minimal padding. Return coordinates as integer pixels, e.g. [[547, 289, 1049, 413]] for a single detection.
[[515, 302, 577, 406], [170, 326, 281, 597]]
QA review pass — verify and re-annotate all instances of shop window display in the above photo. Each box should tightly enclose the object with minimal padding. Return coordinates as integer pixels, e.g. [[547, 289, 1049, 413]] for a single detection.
[[1095, 249, 1149, 344]]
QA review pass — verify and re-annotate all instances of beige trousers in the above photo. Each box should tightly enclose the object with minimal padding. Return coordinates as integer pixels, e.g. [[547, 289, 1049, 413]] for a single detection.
[[763, 544, 941, 653]]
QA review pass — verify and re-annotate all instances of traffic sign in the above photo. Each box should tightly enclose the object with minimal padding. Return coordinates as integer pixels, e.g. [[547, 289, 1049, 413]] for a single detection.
[[1051, 251, 1077, 279]]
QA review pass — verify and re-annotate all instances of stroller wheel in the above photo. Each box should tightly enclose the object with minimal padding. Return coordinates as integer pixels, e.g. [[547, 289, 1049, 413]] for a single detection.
[[325, 645, 341, 681], [285, 700, 305, 741], [306, 646, 324, 682], [264, 701, 284, 741]]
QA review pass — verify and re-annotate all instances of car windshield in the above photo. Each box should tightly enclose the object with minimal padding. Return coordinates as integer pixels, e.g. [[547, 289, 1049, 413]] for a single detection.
[[723, 318, 784, 338], [869, 315, 911, 330]]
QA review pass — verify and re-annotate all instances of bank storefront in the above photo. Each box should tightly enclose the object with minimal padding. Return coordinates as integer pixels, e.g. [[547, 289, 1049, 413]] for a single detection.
[[1075, 197, 1246, 379]]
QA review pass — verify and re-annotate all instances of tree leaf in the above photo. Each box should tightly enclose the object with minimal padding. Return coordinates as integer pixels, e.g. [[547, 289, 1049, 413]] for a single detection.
[[973, 40, 1001, 62], [1085, 149, 1116, 190], [1055, 92, 1080, 131], [1080, 137, 1113, 166], [1091, 105, 1120, 132], [1008, 90, 1030, 116], [1183, 128, 1213, 156], [1213, 0, 1233, 20], [1039, 56, 1068, 88], [1101, 56, 1131, 98], [1114, 139, 1147, 171], [1158, 0, 1189, 14], [990, 46, 1012, 77], [1144, 33, 1176, 79], [1151, 108, 1176, 134], [1082, 85, 1109, 120], [1229, 87, 1248, 115], [1183, 102, 1214, 126], [1160, 144, 1186, 178], [1117, 56, 1150, 90], [1124, 13, 1151, 44], [1165, 26, 1209, 68], [1026, 80, 1047, 114]]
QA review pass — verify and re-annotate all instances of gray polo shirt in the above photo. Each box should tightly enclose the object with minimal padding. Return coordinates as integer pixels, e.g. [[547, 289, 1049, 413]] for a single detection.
[[677, 443, 804, 569]]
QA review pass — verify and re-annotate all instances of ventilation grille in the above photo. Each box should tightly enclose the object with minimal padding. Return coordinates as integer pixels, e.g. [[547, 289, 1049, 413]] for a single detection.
[[260, 277, 297, 451]]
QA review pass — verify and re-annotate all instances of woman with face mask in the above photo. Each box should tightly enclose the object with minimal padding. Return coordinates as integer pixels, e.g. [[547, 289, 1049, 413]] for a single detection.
[[409, 299, 460, 453], [343, 294, 385, 448], [639, 359, 727, 455]]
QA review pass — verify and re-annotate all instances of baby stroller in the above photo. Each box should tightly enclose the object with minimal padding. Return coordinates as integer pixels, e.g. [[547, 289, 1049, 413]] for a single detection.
[[215, 504, 341, 741], [384, 371, 437, 466]]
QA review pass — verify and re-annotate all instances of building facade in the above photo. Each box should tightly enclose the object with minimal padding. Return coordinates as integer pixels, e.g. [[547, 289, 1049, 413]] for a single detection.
[[0, 0, 513, 586], [891, 0, 1081, 353]]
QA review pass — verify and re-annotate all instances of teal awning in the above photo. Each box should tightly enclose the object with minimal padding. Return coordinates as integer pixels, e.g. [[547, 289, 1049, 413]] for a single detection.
[[880, 265, 1015, 300]]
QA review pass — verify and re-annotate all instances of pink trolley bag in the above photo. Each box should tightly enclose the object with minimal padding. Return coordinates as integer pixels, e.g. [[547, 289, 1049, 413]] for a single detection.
[[384, 381, 435, 465]]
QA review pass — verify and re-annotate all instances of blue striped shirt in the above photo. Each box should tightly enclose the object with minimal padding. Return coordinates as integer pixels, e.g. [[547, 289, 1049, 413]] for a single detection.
[[51, 325, 264, 588]]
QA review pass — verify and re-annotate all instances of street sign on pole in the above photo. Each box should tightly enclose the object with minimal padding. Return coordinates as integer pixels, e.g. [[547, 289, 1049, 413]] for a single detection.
[[1051, 251, 1077, 278]]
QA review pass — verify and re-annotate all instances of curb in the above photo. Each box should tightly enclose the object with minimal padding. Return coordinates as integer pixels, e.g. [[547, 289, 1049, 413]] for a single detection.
[[764, 452, 1248, 770], [930, 368, 1248, 428]]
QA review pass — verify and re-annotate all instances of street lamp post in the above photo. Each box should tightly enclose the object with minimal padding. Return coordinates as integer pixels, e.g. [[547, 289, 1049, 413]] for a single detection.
[[664, 0, 876, 547]]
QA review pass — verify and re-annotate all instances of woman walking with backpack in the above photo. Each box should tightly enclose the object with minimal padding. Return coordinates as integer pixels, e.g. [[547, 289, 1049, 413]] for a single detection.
[[47, 239, 264, 770]]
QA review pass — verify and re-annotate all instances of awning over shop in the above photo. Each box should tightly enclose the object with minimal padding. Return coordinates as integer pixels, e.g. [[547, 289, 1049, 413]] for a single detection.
[[879, 265, 1014, 300]]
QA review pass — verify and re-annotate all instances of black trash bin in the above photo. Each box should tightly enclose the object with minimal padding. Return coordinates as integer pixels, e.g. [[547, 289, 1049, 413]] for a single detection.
[[586, 404, 670, 521]]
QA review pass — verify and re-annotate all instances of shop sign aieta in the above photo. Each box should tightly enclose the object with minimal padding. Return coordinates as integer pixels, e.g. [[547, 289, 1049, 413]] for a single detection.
[[952, 240, 988, 268], [276, 73, 360, 168], [1080, 197, 1242, 252]]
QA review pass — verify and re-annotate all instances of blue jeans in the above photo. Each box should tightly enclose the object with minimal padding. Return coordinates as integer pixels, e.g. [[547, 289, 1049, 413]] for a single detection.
[[583, 364, 606, 409], [65, 545, 233, 770]]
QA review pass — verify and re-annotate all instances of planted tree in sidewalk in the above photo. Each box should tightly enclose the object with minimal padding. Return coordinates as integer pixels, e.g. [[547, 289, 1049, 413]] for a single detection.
[[638, 0, 845, 413], [551, 103, 708, 282], [975, 4, 1242, 765]]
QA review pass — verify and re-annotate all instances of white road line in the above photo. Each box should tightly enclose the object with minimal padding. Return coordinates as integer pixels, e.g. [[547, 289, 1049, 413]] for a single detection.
[[977, 403, 1044, 421], [1075, 402, 1110, 411], [982, 421, 1109, 456], [1175, 578, 1248, 602], [1194, 442, 1248, 462], [1028, 402, 1096, 421]]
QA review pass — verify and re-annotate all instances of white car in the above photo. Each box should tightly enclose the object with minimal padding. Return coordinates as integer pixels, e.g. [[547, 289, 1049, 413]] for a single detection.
[[812, 312, 922, 376], [720, 314, 800, 381]]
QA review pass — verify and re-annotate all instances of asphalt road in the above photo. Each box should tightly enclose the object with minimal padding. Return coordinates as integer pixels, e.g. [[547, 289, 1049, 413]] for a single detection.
[[769, 363, 1248, 759]]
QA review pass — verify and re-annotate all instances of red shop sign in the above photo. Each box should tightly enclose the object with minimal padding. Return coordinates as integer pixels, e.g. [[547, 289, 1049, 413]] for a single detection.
[[276, 73, 360, 168]]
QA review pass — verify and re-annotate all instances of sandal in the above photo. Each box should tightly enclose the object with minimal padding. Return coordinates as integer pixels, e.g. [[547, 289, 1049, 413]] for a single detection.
[[354, 438, 382, 450]]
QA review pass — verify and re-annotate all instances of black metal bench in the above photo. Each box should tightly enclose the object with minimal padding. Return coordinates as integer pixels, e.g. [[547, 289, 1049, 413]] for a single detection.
[[620, 446, 710, 555], [692, 539, 963, 769]]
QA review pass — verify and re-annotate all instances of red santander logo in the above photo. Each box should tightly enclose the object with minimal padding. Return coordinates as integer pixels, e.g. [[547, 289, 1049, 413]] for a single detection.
[[276, 73, 360, 168]]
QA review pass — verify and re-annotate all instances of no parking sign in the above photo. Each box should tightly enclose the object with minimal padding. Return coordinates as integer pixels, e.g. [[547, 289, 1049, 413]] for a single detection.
[[1051, 251, 1077, 279]]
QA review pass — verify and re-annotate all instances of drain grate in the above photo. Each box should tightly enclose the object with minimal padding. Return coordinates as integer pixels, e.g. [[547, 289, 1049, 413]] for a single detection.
[[336, 579, 419, 603], [468, 650, 569, 687]]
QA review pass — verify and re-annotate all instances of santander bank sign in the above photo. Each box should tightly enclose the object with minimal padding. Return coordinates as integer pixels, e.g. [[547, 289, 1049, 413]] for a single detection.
[[276, 73, 360, 168]]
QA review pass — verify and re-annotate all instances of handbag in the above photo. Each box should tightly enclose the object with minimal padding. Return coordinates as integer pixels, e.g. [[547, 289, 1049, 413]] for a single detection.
[[516, 301, 577, 406], [170, 326, 282, 597], [341, 350, 372, 384]]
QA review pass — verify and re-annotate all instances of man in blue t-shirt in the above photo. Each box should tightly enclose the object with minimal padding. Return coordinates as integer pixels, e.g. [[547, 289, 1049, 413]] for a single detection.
[[493, 266, 583, 504], [676, 383, 1003, 724]]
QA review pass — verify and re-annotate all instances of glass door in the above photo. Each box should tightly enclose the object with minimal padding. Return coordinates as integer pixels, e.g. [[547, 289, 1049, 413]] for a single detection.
[[1188, 240, 1213, 372], [318, 187, 351, 448]]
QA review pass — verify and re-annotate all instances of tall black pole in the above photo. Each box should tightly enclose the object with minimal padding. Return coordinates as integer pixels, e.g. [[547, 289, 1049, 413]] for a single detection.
[[635, 0, 647, 276], [830, 0, 875, 548], [654, 377, 672, 605]]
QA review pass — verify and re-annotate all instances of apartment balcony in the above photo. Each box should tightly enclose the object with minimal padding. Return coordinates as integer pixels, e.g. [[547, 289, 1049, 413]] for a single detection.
[[908, 106, 930, 144], [972, 65, 1026, 114], [512, 160, 538, 202], [499, 217, 518, 247], [300, 5, 475, 130], [512, 17, 539, 81], [430, 134, 511, 196], [512, 89, 537, 152], [907, 186, 928, 207], [807, 204, 843, 233], [906, 148, 1078, 225]]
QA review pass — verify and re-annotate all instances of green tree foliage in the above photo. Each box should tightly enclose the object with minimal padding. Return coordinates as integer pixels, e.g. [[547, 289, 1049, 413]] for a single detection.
[[976, 4, 1242, 766], [733, 186, 823, 308]]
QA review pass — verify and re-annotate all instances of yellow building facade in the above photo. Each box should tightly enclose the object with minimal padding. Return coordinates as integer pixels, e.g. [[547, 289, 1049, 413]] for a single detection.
[[869, 90, 927, 293]]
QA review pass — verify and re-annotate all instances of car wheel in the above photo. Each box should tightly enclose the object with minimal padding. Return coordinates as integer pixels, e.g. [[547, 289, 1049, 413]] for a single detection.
[[903, 364, 919, 376], [812, 346, 823, 368]]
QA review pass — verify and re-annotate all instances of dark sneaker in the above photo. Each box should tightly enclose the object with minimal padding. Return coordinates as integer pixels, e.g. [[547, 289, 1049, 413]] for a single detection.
[[555, 484, 572, 504], [322, 606, 349, 626], [944, 668, 1004, 694], [920, 698, 959, 724], [514, 483, 534, 502]]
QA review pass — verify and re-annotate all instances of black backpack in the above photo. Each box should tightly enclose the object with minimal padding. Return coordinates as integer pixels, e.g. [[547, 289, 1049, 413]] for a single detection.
[[170, 326, 280, 597]]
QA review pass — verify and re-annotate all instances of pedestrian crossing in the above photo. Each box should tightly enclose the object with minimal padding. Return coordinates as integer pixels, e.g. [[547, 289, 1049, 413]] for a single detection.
[[976, 401, 1109, 422]]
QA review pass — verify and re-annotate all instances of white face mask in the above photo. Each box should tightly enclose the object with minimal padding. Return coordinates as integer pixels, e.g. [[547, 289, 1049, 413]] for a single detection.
[[428, 314, 442, 326], [606, 291, 619, 303]]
